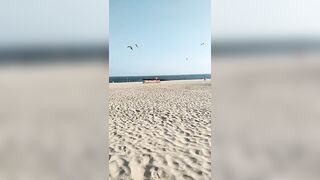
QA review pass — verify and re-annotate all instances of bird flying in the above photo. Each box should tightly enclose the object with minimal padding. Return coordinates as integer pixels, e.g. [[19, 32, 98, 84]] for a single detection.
[[200, 42, 205, 46], [127, 46, 133, 50], [135, 44, 138, 48]]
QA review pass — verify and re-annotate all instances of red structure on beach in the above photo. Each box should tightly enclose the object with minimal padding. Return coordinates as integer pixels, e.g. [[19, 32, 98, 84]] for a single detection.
[[142, 77, 160, 83]]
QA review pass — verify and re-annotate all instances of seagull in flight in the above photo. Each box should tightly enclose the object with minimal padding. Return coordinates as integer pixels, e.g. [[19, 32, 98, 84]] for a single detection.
[[135, 44, 138, 48], [186, 57, 188, 61], [200, 42, 205, 46], [127, 46, 133, 51]]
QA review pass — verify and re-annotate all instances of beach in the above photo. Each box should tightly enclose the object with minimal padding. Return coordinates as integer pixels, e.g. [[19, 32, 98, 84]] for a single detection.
[[213, 56, 320, 180], [0, 62, 107, 180], [109, 80, 212, 180]]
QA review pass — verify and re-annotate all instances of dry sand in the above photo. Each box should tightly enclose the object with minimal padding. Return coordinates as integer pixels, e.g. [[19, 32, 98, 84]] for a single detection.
[[109, 80, 212, 180], [0, 62, 107, 180], [213, 55, 320, 180]]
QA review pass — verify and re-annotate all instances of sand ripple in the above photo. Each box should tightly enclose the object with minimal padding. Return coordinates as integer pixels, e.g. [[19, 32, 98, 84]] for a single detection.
[[109, 80, 211, 180]]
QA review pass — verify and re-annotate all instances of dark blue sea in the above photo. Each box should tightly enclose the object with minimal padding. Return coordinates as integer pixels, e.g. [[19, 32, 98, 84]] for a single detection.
[[109, 74, 211, 83]]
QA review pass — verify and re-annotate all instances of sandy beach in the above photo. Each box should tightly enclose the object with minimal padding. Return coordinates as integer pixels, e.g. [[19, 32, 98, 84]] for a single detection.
[[109, 80, 212, 180], [213, 55, 320, 180], [0, 62, 107, 180]]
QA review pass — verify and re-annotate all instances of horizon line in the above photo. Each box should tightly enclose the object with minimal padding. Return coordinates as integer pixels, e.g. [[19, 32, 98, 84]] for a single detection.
[[109, 73, 211, 78]]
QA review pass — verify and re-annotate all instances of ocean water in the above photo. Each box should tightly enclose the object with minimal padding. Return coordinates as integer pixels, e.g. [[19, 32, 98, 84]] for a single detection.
[[109, 74, 211, 83]]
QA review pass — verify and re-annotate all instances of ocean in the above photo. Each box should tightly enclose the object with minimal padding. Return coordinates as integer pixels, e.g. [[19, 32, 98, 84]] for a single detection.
[[109, 74, 211, 83]]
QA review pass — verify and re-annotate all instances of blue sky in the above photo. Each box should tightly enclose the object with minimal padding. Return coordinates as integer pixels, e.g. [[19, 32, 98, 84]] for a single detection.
[[109, 0, 211, 76]]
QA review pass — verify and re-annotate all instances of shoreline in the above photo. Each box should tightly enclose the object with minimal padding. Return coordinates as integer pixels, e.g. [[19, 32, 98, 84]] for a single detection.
[[109, 78, 212, 84]]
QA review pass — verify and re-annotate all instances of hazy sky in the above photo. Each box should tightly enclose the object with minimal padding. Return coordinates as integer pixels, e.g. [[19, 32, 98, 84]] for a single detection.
[[1, 0, 320, 46], [0, 0, 108, 47], [213, 0, 320, 40], [109, 0, 211, 76]]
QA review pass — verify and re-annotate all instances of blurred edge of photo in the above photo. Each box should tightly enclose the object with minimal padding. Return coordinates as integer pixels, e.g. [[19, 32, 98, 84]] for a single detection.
[[213, 0, 320, 180], [0, 0, 109, 179]]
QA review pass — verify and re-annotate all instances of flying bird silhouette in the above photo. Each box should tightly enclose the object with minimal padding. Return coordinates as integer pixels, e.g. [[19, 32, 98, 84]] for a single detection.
[[135, 44, 138, 48], [186, 57, 188, 61], [200, 42, 205, 46], [127, 46, 133, 51]]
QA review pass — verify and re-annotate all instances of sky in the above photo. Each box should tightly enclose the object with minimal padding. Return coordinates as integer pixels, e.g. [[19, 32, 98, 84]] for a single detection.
[[0, 0, 108, 47], [213, 0, 320, 41], [1, 0, 320, 51], [109, 0, 211, 76]]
